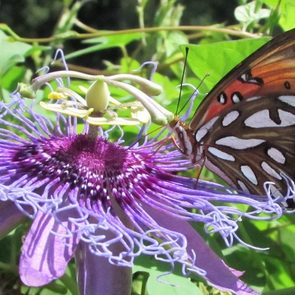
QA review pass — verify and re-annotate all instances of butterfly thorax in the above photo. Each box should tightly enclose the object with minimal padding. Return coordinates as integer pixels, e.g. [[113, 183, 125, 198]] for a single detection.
[[169, 117, 204, 164]]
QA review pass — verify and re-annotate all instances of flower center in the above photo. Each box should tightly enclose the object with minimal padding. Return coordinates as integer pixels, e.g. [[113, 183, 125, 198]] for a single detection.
[[12, 135, 133, 206]]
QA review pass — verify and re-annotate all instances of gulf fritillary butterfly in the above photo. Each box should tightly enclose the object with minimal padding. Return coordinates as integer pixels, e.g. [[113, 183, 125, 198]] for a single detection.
[[170, 28, 295, 208]]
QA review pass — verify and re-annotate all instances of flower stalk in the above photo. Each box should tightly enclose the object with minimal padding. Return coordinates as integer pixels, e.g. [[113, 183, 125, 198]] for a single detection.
[[76, 242, 132, 295]]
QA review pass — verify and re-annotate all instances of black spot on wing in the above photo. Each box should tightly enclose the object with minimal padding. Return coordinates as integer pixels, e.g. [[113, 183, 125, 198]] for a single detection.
[[284, 81, 291, 90], [238, 69, 264, 86]]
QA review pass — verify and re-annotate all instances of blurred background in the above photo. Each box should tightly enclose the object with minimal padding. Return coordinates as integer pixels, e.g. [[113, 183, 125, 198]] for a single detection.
[[0, 0, 238, 34], [0, 1, 294, 294], [0, 0, 238, 68]]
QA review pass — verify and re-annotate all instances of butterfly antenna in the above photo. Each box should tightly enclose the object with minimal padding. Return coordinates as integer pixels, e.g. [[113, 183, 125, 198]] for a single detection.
[[176, 47, 189, 116], [178, 73, 210, 115]]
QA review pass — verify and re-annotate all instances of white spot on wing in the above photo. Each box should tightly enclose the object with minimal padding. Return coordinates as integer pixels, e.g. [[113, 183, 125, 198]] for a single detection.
[[240, 74, 247, 82], [261, 161, 282, 179], [278, 95, 295, 107], [244, 109, 295, 128], [244, 110, 270, 128], [203, 158, 235, 186], [268, 184, 283, 198], [247, 96, 261, 102], [267, 147, 286, 164], [215, 136, 265, 149], [241, 165, 258, 185], [278, 109, 295, 126], [222, 111, 239, 127], [232, 93, 241, 104], [237, 180, 250, 193], [195, 129, 208, 142], [195, 116, 218, 142], [208, 147, 235, 161], [218, 93, 226, 104]]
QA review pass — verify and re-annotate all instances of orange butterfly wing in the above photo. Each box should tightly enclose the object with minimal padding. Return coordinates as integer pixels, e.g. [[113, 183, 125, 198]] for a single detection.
[[190, 29, 295, 130], [188, 29, 295, 206]]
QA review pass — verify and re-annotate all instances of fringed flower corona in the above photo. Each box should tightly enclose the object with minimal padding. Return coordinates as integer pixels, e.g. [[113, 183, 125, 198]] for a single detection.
[[0, 67, 286, 295]]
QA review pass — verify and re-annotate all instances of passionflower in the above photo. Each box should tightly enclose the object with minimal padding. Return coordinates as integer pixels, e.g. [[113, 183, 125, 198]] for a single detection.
[[0, 67, 284, 295]]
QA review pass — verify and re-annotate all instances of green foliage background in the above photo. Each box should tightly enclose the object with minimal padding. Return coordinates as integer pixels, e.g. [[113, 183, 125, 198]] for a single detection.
[[0, 0, 295, 294]]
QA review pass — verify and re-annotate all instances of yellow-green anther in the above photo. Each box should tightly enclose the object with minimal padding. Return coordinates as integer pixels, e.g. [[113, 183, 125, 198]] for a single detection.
[[57, 87, 87, 106], [138, 82, 162, 97], [86, 79, 110, 112], [48, 91, 68, 100], [40, 101, 94, 118]]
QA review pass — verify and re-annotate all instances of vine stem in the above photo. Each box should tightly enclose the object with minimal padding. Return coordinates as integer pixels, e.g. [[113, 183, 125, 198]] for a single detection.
[[0, 23, 260, 44]]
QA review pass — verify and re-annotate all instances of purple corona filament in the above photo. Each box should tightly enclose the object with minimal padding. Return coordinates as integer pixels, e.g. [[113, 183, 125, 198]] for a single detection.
[[0, 71, 287, 294]]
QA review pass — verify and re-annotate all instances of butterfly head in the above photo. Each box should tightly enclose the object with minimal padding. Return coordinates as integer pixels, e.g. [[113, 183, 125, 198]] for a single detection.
[[169, 118, 200, 162]]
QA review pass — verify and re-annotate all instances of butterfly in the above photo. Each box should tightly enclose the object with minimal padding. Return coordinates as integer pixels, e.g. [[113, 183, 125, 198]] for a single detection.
[[169, 28, 295, 208]]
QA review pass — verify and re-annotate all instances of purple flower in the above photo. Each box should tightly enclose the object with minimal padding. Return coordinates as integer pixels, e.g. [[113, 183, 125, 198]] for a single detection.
[[0, 70, 285, 295]]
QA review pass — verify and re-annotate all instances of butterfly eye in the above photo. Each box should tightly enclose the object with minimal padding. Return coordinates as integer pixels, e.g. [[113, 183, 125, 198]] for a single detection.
[[178, 130, 184, 140]]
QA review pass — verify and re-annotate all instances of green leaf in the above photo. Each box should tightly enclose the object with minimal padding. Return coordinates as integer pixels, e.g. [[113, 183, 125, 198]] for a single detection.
[[134, 256, 203, 295], [1, 66, 26, 91], [0, 31, 32, 76], [264, 0, 295, 30], [164, 31, 188, 57], [184, 37, 270, 92], [263, 255, 295, 290]]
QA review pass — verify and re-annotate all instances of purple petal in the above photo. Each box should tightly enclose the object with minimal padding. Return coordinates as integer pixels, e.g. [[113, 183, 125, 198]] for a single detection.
[[0, 201, 26, 238], [144, 204, 259, 295], [76, 242, 132, 295], [20, 210, 80, 286]]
